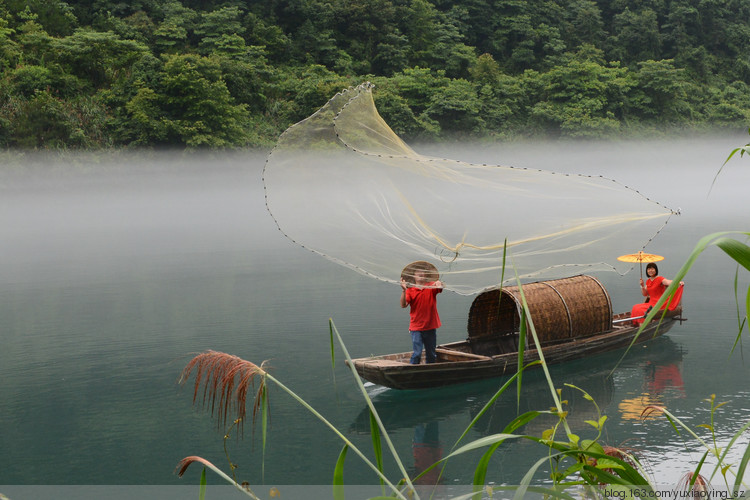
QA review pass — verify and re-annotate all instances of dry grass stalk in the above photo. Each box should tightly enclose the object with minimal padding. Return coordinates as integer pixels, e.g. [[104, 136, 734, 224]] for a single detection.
[[601, 445, 638, 469], [179, 350, 268, 436], [675, 472, 712, 498], [640, 404, 667, 420], [176, 456, 260, 499], [175, 456, 217, 477]]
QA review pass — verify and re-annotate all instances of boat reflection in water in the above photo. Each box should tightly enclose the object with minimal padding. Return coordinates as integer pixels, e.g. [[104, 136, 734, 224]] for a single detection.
[[412, 421, 443, 485], [349, 336, 686, 485], [619, 338, 687, 420]]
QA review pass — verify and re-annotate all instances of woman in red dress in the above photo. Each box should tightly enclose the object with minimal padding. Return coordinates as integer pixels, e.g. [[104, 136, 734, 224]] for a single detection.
[[631, 262, 683, 324]]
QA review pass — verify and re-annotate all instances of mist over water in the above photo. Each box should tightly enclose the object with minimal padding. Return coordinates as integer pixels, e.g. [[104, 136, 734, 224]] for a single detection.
[[1, 137, 749, 491]]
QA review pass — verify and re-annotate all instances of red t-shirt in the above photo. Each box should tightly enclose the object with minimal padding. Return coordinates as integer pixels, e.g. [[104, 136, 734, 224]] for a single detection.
[[405, 283, 442, 331]]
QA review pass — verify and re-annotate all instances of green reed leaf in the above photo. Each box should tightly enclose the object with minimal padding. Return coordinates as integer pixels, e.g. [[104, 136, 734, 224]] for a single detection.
[[720, 422, 750, 481], [473, 440, 503, 490], [733, 438, 750, 494], [369, 409, 384, 486], [199, 468, 206, 500], [715, 237, 750, 272], [454, 367, 538, 447], [261, 384, 268, 480], [472, 411, 546, 487], [333, 444, 348, 500], [329, 320, 335, 370], [690, 451, 708, 490], [517, 307, 526, 410]]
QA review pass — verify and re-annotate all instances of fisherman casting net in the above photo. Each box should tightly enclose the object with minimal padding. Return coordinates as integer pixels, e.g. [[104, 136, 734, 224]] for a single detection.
[[263, 83, 677, 295]]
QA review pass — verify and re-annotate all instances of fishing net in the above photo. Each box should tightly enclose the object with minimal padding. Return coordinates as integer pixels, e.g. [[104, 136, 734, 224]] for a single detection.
[[263, 83, 677, 295]]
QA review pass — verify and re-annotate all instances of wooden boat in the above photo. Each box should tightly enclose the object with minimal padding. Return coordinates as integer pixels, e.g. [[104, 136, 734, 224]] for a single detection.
[[349, 275, 684, 390]]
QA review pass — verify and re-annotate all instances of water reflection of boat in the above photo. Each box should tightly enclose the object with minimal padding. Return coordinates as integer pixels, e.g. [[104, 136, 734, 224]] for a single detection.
[[412, 421, 443, 485], [350, 275, 684, 390], [349, 336, 686, 436], [347, 336, 686, 485], [619, 337, 687, 420], [472, 336, 687, 435]]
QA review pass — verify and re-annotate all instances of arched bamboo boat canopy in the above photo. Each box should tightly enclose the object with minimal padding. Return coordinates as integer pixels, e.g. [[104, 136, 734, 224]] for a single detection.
[[467, 275, 613, 344]]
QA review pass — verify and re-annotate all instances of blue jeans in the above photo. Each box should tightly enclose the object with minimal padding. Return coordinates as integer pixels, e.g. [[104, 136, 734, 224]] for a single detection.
[[410, 329, 437, 364]]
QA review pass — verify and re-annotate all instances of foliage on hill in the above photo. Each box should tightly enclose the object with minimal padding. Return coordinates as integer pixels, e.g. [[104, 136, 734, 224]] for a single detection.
[[1, 0, 749, 149]]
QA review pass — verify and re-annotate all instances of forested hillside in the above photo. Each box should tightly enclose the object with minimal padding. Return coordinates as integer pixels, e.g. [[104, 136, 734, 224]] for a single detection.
[[1, 0, 749, 149]]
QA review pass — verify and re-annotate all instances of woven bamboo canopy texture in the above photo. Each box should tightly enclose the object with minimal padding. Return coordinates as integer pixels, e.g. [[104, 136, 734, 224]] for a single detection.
[[467, 275, 613, 344], [263, 83, 678, 295]]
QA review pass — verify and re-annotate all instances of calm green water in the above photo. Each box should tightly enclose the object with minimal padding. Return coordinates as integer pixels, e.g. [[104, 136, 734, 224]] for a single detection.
[[2, 138, 749, 492]]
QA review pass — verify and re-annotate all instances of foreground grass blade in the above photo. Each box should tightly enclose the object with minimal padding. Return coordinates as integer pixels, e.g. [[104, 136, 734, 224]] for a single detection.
[[517, 308, 526, 411], [199, 468, 206, 500], [454, 366, 539, 447], [264, 370, 410, 499], [330, 321, 336, 371], [512, 269, 571, 437], [472, 411, 547, 487], [712, 410, 750, 486], [330, 319, 417, 498], [733, 440, 750, 494], [729, 268, 748, 355], [715, 237, 750, 272], [690, 451, 709, 491], [260, 384, 268, 481], [333, 444, 348, 500], [369, 409, 385, 490], [711, 131, 750, 194]]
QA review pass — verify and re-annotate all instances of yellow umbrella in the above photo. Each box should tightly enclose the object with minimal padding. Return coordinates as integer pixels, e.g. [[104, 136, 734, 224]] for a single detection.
[[617, 251, 665, 278]]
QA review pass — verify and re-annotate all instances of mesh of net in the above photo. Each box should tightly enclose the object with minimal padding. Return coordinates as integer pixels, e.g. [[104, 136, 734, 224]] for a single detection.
[[263, 83, 677, 295]]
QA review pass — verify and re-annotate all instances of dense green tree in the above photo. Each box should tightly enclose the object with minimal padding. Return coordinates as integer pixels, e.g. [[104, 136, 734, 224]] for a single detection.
[[14, 7, 54, 66], [10, 65, 52, 97], [0, 17, 21, 70], [51, 29, 148, 87], [242, 12, 290, 63], [372, 31, 409, 76], [91, 11, 156, 45], [4, 0, 78, 36], [389, 67, 450, 116], [370, 80, 440, 139], [118, 53, 251, 147], [5, 90, 109, 148], [526, 49, 631, 137], [470, 53, 502, 86], [469, 55, 528, 134], [195, 6, 244, 56], [564, 0, 607, 49], [216, 48, 273, 111], [419, 20, 476, 79], [606, 8, 661, 63], [425, 78, 484, 133], [160, 53, 249, 147], [294, 19, 345, 71], [401, 0, 475, 77], [275, 64, 352, 124], [152, 1, 197, 54], [333, 0, 398, 72], [630, 59, 695, 122], [71, 0, 152, 24], [486, 0, 568, 73]]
